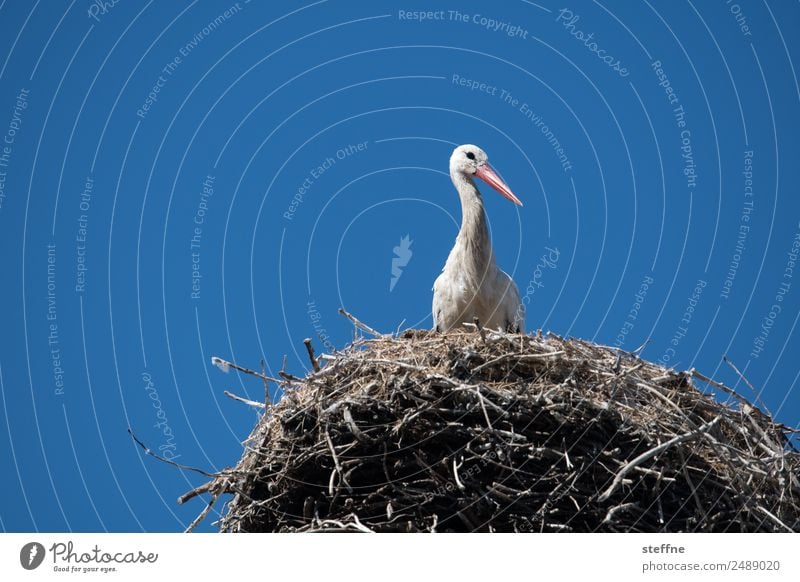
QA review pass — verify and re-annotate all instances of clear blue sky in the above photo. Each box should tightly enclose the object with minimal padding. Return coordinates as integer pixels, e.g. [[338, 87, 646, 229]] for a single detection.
[[0, 0, 798, 532]]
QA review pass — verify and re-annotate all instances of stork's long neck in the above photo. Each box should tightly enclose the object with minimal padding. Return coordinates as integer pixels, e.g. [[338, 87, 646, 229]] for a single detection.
[[451, 170, 495, 274]]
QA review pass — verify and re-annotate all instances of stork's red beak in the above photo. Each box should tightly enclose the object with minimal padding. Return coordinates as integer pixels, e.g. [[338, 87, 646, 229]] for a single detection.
[[475, 163, 522, 206]]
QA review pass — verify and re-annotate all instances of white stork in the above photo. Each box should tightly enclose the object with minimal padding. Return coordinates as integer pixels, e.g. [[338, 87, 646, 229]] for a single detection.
[[432, 144, 524, 333]]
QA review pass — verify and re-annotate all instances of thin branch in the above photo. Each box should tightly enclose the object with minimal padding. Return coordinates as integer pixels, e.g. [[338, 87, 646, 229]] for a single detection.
[[178, 482, 213, 505], [473, 351, 564, 372], [475, 385, 494, 430], [756, 505, 794, 532], [211, 356, 281, 384], [724, 356, 773, 417], [342, 407, 377, 444], [678, 448, 709, 524], [324, 427, 351, 495], [279, 370, 303, 382], [631, 338, 651, 355], [473, 317, 486, 342], [598, 417, 721, 502], [128, 428, 216, 478], [347, 357, 428, 373], [687, 368, 758, 411], [185, 493, 220, 533], [261, 359, 270, 403], [338, 308, 384, 337], [304, 338, 321, 372], [224, 390, 266, 409], [453, 456, 466, 490], [603, 502, 639, 524]]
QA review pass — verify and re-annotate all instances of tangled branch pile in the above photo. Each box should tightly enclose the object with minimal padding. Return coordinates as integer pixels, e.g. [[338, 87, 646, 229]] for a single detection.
[[197, 325, 800, 532]]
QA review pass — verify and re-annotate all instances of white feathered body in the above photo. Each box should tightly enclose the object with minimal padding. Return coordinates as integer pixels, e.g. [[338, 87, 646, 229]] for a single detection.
[[433, 254, 522, 332], [432, 163, 523, 333]]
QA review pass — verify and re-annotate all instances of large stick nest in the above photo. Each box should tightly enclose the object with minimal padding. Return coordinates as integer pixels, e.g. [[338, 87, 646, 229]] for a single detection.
[[201, 327, 800, 532]]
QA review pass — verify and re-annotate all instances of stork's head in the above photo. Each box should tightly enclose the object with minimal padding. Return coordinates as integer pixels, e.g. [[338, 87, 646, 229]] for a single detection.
[[449, 144, 522, 206]]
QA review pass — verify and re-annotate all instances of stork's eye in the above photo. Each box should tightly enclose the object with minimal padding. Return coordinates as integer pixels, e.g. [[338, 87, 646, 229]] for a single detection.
[[466, 151, 475, 160]]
